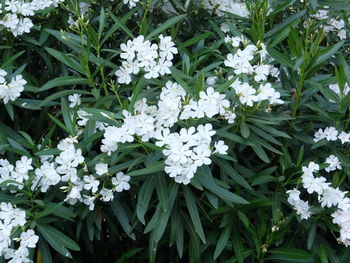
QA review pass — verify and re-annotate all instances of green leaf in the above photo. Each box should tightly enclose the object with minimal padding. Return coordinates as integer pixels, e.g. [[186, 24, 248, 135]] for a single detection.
[[232, 226, 244, 263], [45, 47, 84, 74], [115, 248, 143, 263], [38, 76, 90, 92], [111, 199, 136, 239], [7, 138, 30, 156], [265, 10, 306, 37], [102, 9, 136, 44], [2, 51, 25, 68], [314, 41, 344, 66], [183, 187, 206, 244], [136, 177, 154, 225], [251, 144, 270, 163], [152, 183, 179, 242], [128, 77, 145, 111], [37, 224, 80, 258], [214, 221, 232, 259], [307, 222, 317, 250], [5, 103, 14, 121], [48, 113, 71, 134], [39, 90, 90, 107], [195, 169, 249, 204], [108, 11, 134, 38], [214, 158, 252, 190], [154, 174, 169, 211], [38, 239, 53, 263], [98, 6, 106, 37], [319, 243, 329, 263], [266, 46, 294, 68], [146, 14, 186, 40], [240, 122, 250, 138], [127, 162, 165, 176], [178, 32, 212, 49], [61, 98, 74, 135], [267, 248, 313, 262], [170, 67, 194, 96]]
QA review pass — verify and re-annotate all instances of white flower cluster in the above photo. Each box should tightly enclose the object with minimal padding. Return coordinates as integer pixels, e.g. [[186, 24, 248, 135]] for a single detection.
[[0, 137, 131, 212], [101, 81, 232, 184], [160, 124, 228, 184], [223, 36, 283, 107], [311, 8, 347, 40], [287, 158, 350, 246], [202, 0, 249, 18], [313, 126, 350, 144], [115, 35, 178, 84], [0, 202, 39, 263], [0, 69, 26, 104], [0, 0, 64, 36]]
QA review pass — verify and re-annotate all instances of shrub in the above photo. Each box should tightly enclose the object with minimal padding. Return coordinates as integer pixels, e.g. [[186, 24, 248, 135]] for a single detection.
[[1, 0, 350, 262]]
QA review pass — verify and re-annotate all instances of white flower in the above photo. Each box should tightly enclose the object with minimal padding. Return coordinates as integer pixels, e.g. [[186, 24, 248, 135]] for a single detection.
[[115, 66, 132, 84], [220, 23, 230, 33], [154, 128, 170, 147], [33, 162, 61, 192], [206, 77, 217, 86], [313, 128, 325, 142], [19, 229, 39, 248], [323, 126, 338, 141], [294, 200, 312, 220], [214, 140, 228, 155], [302, 175, 329, 195], [287, 188, 301, 205], [79, 2, 90, 15], [224, 53, 254, 75], [95, 163, 108, 175], [99, 188, 114, 202], [112, 172, 131, 192], [159, 34, 178, 61], [0, 202, 26, 227], [197, 124, 215, 143], [222, 110, 236, 124], [0, 74, 26, 104], [83, 195, 96, 210], [0, 69, 7, 83], [224, 35, 241, 47], [338, 131, 350, 144], [123, 0, 140, 8], [320, 187, 345, 208], [0, 159, 14, 178], [83, 175, 100, 193], [68, 94, 81, 108], [302, 161, 319, 176], [67, 15, 77, 26], [254, 64, 270, 82], [325, 155, 342, 173], [233, 82, 257, 107]]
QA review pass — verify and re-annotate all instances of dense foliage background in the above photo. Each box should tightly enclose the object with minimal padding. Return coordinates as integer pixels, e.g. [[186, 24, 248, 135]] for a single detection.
[[1, 0, 350, 262]]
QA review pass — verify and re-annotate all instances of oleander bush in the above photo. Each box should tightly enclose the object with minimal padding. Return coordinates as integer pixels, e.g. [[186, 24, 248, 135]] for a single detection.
[[1, 0, 350, 262]]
